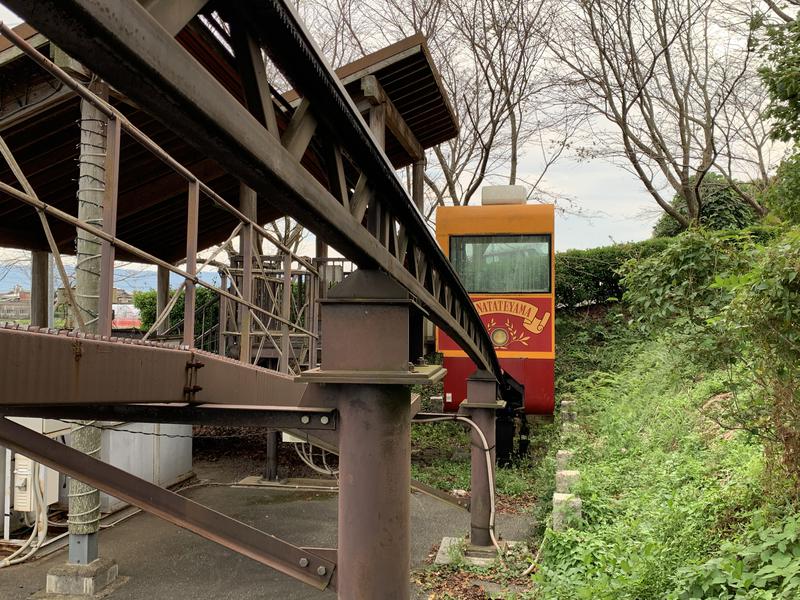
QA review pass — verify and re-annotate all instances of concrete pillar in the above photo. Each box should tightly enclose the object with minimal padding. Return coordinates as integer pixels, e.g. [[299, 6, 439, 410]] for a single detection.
[[156, 265, 170, 335], [30, 250, 49, 327], [310, 270, 413, 600], [69, 81, 108, 564], [460, 370, 502, 548], [560, 399, 577, 422], [552, 493, 582, 531], [74, 82, 107, 333], [556, 450, 574, 471], [556, 470, 580, 494]]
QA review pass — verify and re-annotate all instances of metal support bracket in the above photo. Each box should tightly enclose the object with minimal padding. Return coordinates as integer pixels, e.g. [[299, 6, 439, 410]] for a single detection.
[[184, 358, 205, 401], [0, 404, 338, 431]]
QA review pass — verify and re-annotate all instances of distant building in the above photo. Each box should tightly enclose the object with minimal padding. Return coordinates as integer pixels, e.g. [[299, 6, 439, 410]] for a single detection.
[[55, 287, 141, 329], [0, 284, 31, 321]]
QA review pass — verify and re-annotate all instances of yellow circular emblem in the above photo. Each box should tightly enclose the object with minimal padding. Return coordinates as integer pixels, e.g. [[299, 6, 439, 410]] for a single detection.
[[491, 328, 509, 346]]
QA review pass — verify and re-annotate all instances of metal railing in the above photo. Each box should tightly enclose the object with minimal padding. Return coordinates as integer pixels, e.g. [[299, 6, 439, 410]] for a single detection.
[[0, 23, 317, 353], [1, 0, 507, 389]]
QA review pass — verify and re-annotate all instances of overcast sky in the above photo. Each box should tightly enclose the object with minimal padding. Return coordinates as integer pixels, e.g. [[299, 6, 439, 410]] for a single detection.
[[0, 3, 657, 264]]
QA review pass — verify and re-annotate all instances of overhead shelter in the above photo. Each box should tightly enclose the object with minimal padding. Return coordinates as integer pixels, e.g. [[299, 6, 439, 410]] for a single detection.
[[286, 33, 458, 169], [0, 21, 456, 265]]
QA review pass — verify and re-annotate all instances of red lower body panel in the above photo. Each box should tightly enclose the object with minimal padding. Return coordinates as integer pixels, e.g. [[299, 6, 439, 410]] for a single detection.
[[442, 356, 554, 415]]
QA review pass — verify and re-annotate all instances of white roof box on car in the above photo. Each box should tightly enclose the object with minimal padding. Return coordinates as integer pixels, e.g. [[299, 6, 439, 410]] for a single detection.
[[481, 185, 527, 205]]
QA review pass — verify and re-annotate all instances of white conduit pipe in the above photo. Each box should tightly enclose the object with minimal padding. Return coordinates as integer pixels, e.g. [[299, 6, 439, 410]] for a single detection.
[[0, 462, 48, 567], [413, 416, 502, 553], [294, 442, 338, 477]]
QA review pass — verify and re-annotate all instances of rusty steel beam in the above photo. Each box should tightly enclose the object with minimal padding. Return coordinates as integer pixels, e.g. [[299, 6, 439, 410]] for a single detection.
[[0, 325, 305, 406], [0, 417, 335, 589], [1, 0, 505, 388]]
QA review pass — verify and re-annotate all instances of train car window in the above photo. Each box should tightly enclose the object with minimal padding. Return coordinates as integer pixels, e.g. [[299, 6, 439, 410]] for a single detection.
[[449, 234, 551, 293]]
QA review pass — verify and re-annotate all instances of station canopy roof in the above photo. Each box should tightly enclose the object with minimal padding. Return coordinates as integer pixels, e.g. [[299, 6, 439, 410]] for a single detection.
[[0, 18, 457, 264]]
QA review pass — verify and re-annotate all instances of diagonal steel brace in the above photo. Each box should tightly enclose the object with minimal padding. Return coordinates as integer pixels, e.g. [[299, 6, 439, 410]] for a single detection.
[[0, 418, 335, 590]]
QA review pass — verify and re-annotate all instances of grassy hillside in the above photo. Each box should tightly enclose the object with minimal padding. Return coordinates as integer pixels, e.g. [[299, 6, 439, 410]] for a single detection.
[[535, 307, 800, 599]]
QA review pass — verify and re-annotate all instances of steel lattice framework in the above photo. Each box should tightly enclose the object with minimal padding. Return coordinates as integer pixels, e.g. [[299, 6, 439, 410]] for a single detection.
[[2, 0, 507, 387], [0, 3, 516, 596]]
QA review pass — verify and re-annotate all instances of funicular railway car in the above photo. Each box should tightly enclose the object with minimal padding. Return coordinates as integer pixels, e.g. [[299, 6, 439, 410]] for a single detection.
[[436, 186, 555, 416]]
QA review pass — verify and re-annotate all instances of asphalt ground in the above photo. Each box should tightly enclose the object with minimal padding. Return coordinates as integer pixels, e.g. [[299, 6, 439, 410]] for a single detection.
[[0, 458, 531, 599]]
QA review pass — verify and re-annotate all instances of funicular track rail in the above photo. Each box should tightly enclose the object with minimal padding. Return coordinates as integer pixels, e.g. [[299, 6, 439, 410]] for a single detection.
[[0, 2, 517, 595], [2, 0, 508, 390]]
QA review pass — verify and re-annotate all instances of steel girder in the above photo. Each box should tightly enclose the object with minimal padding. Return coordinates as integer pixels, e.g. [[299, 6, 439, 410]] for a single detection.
[[1, 0, 505, 387], [0, 417, 336, 590], [0, 325, 307, 406]]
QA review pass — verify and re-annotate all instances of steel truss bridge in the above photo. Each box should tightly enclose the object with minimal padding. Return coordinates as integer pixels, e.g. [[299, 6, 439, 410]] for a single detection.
[[0, 1, 518, 597]]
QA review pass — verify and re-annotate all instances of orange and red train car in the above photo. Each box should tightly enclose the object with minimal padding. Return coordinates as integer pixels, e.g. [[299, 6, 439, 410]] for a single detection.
[[436, 194, 555, 415]]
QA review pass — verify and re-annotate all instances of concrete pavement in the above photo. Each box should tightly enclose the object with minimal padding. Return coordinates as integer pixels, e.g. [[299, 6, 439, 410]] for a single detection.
[[0, 459, 531, 599]]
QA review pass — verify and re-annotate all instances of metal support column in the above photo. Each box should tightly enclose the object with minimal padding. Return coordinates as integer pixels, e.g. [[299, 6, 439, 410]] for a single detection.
[[300, 270, 429, 600], [238, 184, 256, 363], [460, 370, 503, 548], [30, 250, 49, 327], [409, 162, 427, 362], [411, 158, 425, 212], [278, 253, 291, 373], [183, 180, 199, 347], [218, 272, 228, 356], [156, 264, 170, 335]]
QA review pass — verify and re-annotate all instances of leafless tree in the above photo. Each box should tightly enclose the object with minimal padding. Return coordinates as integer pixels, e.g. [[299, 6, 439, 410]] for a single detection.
[[293, 0, 369, 68], [0, 248, 31, 287], [416, 0, 573, 210], [297, 0, 572, 215], [265, 217, 308, 254], [551, 0, 759, 227], [762, 0, 799, 23], [713, 70, 779, 214]]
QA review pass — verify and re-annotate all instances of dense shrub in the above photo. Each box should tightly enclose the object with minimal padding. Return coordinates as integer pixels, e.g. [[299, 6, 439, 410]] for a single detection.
[[762, 148, 800, 224], [133, 286, 219, 336], [714, 227, 800, 485], [555, 238, 670, 309], [619, 230, 755, 334], [534, 337, 765, 599], [652, 174, 760, 238], [759, 17, 800, 144], [671, 514, 800, 599]]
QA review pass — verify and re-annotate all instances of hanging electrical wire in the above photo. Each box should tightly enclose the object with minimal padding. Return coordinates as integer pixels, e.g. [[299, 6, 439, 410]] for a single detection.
[[0, 462, 49, 567]]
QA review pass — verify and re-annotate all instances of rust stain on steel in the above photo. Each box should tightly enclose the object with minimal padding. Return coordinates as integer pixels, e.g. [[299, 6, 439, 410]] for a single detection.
[[0, 417, 335, 590]]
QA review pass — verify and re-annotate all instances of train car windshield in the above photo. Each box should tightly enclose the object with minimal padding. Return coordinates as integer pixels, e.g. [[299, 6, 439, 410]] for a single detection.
[[450, 234, 551, 293]]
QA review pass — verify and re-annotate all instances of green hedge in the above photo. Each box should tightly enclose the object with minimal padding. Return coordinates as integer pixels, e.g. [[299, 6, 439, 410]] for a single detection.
[[555, 238, 671, 309]]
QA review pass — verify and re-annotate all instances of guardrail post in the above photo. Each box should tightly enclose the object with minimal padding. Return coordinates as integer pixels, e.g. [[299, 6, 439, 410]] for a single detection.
[[459, 370, 503, 549], [300, 270, 425, 600]]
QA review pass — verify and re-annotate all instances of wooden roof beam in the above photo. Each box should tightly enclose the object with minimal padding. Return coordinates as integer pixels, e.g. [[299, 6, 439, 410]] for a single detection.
[[359, 75, 423, 162]]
